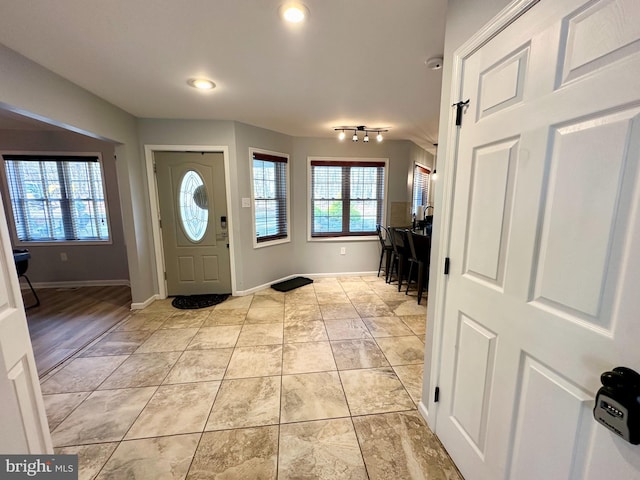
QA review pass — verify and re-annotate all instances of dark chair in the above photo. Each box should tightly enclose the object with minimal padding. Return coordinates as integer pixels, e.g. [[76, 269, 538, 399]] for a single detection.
[[13, 249, 40, 309], [404, 231, 421, 295], [406, 232, 431, 304], [387, 227, 410, 291], [376, 225, 393, 278]]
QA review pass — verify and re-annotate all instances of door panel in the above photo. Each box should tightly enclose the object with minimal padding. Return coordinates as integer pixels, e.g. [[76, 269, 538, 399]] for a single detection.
[[156, 152, 231, 295], [436, 0, 640, 478], [0, 195, 52, 453]]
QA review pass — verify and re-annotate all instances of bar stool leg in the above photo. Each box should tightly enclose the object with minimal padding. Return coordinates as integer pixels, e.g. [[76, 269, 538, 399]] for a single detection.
[[20, 274, 40, 309]]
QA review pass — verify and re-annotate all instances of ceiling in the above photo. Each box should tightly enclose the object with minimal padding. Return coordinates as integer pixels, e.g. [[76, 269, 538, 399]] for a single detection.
[[0, 0, 447, 151]]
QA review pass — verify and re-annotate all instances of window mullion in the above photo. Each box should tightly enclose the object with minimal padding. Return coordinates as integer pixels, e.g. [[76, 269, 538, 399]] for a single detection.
[[88, 163, 101, 239], [40, 161, 57, 240], [342, 166, 350, 234], [58, 162, 75, 240]]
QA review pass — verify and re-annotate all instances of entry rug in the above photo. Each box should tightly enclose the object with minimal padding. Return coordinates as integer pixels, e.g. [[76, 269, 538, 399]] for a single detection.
[[271, 276, 313, 292], [171, 293, 230, 309]]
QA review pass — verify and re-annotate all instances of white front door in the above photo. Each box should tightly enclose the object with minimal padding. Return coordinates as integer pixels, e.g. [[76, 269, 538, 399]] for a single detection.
[[436, 0, 640, 478], [0, 196, 52, 453], [155, 152, 231, 296]]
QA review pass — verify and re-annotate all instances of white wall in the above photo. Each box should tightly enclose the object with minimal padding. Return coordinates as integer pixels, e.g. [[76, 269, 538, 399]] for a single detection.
[[0, 130, 129, 284], [422, 0, 513, 420], [0, 44, 155, 304]]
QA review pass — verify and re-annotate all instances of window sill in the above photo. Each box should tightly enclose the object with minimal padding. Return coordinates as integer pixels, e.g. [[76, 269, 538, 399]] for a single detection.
[[253, 236, 291, 249], [307, 235, 377, 242], [13, 240, 113, 247]]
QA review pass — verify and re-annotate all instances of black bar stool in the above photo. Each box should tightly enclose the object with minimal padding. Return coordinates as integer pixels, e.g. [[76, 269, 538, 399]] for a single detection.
[[13, 249, 40, 309]]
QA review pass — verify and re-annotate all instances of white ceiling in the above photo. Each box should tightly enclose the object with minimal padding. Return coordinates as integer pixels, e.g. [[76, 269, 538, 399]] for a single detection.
[[0, 0, 447, 151]]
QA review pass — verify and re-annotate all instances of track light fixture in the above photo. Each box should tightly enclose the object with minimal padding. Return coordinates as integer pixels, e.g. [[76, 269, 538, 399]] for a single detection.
[[334, 125, 389, 143]]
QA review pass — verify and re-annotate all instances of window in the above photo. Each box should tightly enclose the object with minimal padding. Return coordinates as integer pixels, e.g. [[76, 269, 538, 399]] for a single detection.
[[411, 164, 430, 216], [178, 170, 208, 242], [310, 159, 386, 238], [2, 153, 110, 242], [251, 150, 289, 245]]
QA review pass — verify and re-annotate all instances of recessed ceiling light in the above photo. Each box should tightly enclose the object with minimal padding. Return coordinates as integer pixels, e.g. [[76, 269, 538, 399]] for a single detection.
[[187, 78, 216, 90], [280, 3, 308, 23]]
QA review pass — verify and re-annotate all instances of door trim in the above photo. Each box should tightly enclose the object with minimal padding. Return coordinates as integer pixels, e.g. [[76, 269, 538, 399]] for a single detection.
[[424, 0, 540, 430], [144, 145, 236, 298]]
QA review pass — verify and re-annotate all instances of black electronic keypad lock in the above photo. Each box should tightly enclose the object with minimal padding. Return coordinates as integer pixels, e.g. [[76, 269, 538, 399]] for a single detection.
[[593, 367, 640, 444]]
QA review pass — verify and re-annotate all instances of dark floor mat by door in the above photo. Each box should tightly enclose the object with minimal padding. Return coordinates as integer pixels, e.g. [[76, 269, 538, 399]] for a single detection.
[[171, 293, 230, 309], [271, 277, 313, 292]]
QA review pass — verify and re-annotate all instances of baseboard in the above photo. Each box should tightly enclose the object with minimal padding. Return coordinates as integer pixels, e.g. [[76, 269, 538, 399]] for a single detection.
[[23, 279, 131, 290], [418, 400, 430, 425], [131, 294, 159, 310], [234, 271, 378, 296]]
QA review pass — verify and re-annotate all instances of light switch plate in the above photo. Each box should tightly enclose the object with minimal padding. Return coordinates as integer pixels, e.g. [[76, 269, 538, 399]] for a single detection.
[[242, 197, 251, 208]]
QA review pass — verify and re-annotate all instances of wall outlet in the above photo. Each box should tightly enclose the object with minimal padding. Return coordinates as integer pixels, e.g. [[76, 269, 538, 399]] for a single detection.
[[60, 252, 68, 262], [340, 247, 346, 255]]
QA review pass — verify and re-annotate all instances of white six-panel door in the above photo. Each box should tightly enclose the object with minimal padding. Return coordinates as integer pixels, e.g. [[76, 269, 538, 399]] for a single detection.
[[0, 195, 52, 453], [436, 0, 640, 478]]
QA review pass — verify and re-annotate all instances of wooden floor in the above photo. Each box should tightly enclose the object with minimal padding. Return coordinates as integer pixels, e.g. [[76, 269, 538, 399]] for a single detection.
[[23, 285, 132, 378]]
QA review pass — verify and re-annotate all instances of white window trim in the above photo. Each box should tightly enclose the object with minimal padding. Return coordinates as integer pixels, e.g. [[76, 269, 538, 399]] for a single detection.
[[307, 156, 388, 242], [0, 150, 113, 246], [249, 147, 291, 249]]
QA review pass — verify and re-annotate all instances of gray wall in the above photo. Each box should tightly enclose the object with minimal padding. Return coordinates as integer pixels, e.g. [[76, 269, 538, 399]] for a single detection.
[[0, 43, 155, 304], [423, 0, 513, 419], [138, 119, 430, 292], [233, 122, 294, 290], [290, 137, 427, 281], [0, 130, 129, 283]]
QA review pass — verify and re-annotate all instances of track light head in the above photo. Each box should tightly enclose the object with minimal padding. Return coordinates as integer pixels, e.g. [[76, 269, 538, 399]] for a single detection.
[[338, 130, 345, 141]]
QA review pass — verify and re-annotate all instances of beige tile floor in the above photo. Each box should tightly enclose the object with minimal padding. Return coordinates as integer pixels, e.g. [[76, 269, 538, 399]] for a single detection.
[[41, 275, 462, 480]]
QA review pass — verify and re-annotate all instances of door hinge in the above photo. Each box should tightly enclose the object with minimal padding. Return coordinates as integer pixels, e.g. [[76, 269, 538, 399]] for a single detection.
[[434, 386, 440, 403], [444, 257, 450, 275], [153, 162, 157, 173], [158, 218, 162, 229], [163, 271, 167, 280], [453, 99, 470, 126]]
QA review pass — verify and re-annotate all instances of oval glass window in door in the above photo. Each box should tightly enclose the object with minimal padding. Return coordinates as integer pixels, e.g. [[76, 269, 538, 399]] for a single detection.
[[178, 170, 208, 242]]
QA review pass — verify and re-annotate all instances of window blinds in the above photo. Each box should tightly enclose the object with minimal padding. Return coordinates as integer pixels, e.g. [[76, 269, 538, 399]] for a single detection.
[[252, 152, 288, 243], [412, 164, 430, 217], [310, 160, 385, 237], [2, 154, 110, 242]]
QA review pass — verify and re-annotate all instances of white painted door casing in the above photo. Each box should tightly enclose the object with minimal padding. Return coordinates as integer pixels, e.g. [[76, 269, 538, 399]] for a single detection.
[[433, 0, 640, 479]]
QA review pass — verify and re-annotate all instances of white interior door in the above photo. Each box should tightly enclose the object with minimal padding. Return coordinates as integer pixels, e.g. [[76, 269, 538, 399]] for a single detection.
[[0, 195, 52, 453], [155, 152, 231, 296], [436, 0, 640, 478]]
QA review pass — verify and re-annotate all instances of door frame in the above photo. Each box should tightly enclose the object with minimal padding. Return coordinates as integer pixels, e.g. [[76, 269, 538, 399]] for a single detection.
[[423, 0, 540, 429], [144, 145, 236, 299]]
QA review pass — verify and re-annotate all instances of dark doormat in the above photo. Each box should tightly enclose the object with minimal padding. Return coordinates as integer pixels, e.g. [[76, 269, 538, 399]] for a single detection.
[[171, 293, 230, 309], [271, 276, 313, 292]]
